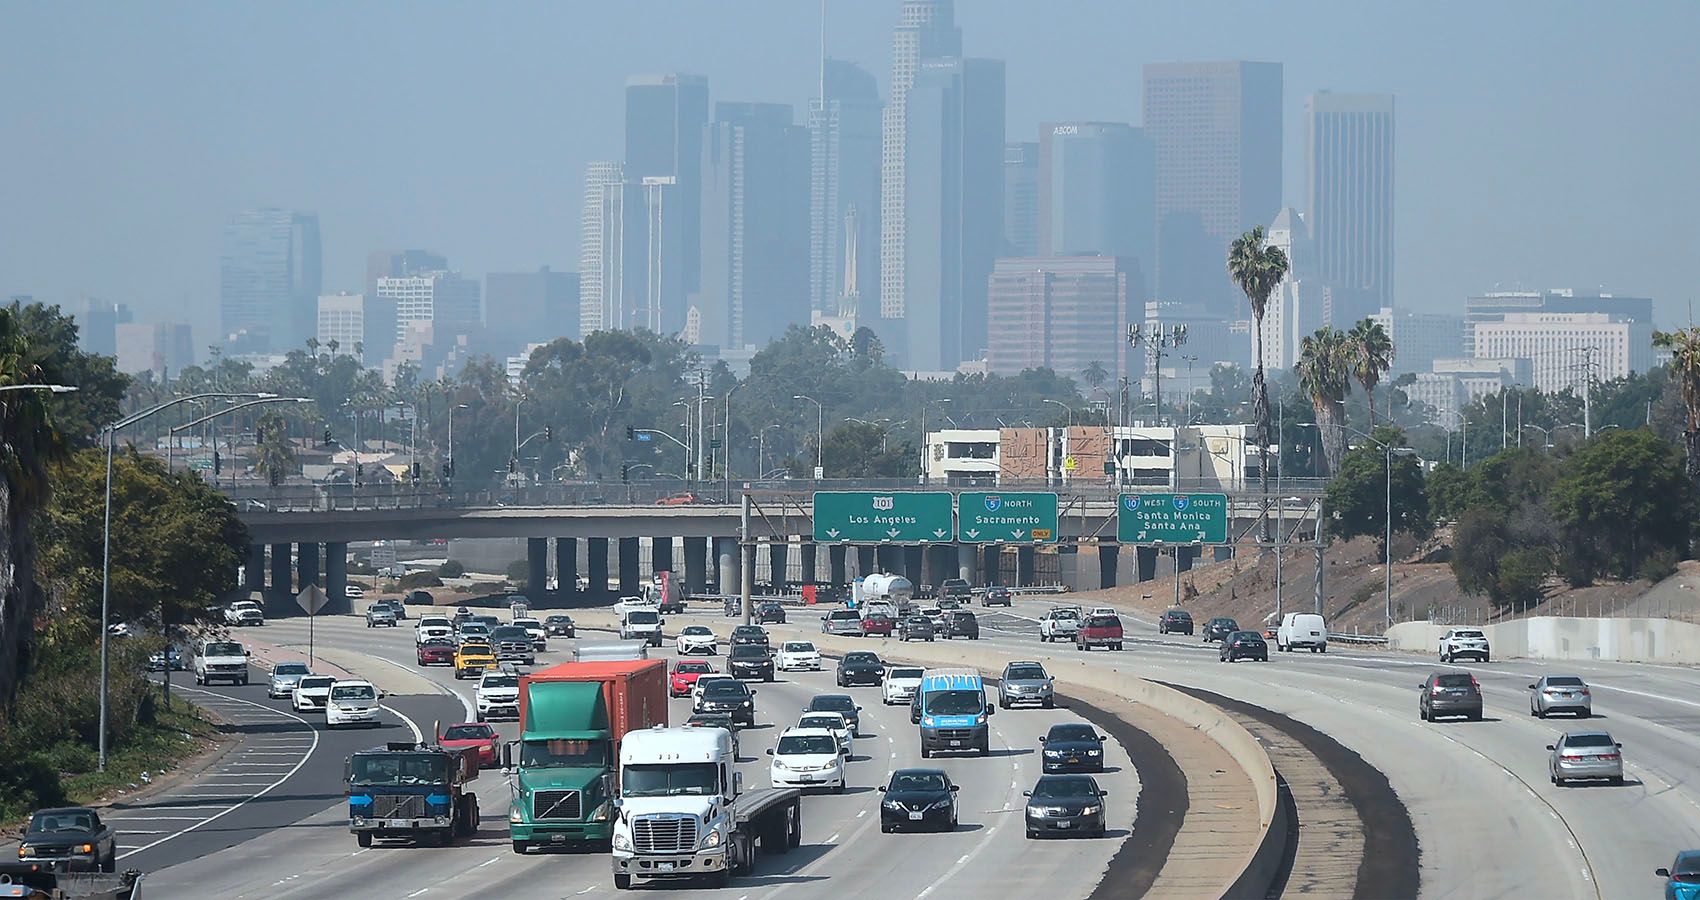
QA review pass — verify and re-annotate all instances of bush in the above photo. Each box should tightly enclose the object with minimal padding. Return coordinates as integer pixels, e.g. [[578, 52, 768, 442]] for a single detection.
[[1643, 548, 1680, 583], [505, 560, 530, 587], [438, 560, 466, 578], [400, 572, 444, 590]]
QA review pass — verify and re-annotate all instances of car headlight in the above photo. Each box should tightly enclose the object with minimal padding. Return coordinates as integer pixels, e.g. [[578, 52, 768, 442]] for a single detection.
[[1044, 750, 1062, 758], [592, 802, 611, 822], [700, 828, 722, 849], [1081, 805, 1102, 816], [17, 845, 30, 858], [922, 715, 936, 727], [613, 831, 632, 851], [741, 700, 752, 707], [882, 799, 904, 810], [510, 805, 525, 823], [927, 799, 951, 811], [772, 759, 789, 770]]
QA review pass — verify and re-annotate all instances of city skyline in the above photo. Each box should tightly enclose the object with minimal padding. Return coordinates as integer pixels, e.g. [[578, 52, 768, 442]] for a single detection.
[[6, 2, 1693, 337]]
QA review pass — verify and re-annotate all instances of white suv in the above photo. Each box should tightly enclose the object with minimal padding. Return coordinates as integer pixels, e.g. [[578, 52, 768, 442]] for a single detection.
[[476, 669, 521, 721], [768, 727, 846, 792], [193, 639, 250, 686], [1440, 628, 1491, 663], [325, 680, 383, 728]]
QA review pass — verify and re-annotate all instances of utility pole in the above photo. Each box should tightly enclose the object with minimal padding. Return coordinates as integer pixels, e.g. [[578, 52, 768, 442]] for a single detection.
[[1128, 323, 1188, 425]]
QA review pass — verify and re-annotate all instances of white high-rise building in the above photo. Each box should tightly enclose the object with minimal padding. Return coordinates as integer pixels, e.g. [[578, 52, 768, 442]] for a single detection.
[[879, 0, 962, 322], [579, 162, 645, 335], [1307, 92, 1395, 325], [315, 293, 368, 358], [1473, 313, 1654, 393], [1251, 208, 1324, 371], [377, 272, 480, 347]]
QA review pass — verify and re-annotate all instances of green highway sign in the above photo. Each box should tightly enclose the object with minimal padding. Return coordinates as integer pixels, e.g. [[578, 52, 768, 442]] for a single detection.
[[1117, 493, 1229, 544], [957, 492, 1058, 543], [813, 491, 954, 543]]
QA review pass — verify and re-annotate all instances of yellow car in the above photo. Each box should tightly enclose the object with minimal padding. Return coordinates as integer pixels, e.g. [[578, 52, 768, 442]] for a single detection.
[[454, 642, 495, 680]]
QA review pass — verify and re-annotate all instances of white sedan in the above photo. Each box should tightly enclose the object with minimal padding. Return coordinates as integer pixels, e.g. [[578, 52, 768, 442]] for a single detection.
[[292, 675, 335, 713], [775, 641, 822, 672], [345, 585, 365, 600], [676, 626, 718, 656]]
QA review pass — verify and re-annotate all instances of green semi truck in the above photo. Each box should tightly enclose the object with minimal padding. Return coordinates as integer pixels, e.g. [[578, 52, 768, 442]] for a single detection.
[[504, 658, 668, 853]]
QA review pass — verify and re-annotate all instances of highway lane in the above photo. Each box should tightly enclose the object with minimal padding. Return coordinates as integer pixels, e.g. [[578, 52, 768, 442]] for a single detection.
[[147, 614, 1138, 899], [981, 594, 1700, 898]]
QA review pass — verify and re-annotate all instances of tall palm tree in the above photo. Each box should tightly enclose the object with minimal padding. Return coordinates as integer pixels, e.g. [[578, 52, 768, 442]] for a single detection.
[[1347, 318, 1396, 426], [1654, 327, 1700, 484], [253, 410, 296, 489], [1295, 326, 1353, 475], [1081, 360, 1108, 393], [1228, 225, 1290, 546], [0, 306, 67, 513]]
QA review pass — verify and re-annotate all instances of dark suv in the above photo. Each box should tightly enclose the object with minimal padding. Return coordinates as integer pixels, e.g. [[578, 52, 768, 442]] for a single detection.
[[943, 610, 980, 640], [1419, 672, 1484, 722], [1158, 609, 1194, 635], [982, 585, 1012, 607], [1202, 617, 1240, 642]]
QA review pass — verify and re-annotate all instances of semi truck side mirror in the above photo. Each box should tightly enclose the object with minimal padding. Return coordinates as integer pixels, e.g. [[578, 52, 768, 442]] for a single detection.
[[986, 703, 995, 716], [733, 771, 743, 796], [500, 742, 513, 770]]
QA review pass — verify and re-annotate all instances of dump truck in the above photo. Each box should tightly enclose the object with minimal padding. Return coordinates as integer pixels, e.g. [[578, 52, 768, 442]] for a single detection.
[[504, 658, 668, 853]]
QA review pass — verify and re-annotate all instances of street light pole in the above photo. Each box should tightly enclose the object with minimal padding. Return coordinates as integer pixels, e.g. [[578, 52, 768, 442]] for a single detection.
[[723, 382, 744, 500], [794, 395, 823, 478]]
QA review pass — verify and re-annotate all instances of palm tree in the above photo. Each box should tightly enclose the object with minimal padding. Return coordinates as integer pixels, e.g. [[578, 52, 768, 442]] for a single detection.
[[1654, 327, 1700, 484], [0, 305, 67, 513], [1295, 326, 1353, 475], [253, 410, 296, 489], [1081, 360, 1109, 393], [1228, 225, 1290, 545], [1347, 318, 1396, 426]]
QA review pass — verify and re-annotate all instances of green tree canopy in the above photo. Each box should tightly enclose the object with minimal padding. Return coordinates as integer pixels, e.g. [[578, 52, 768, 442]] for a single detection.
[[1322, 426, 1431, 554], [1550, 429, 1694, 584]]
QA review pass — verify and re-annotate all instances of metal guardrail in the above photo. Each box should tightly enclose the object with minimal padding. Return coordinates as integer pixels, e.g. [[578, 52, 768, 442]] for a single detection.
[[1328, 631, 1390, 645]]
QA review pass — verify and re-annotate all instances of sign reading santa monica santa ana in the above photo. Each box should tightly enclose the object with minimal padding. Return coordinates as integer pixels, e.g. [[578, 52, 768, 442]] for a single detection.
[[813, 492, 955, 543], [957, 492, 1058, 543], [1116, 493, 1229, 544]]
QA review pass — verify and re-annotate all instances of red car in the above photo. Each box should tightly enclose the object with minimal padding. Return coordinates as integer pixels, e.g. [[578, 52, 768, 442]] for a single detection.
[[1075, 613, 1125, 651], [860, 612, 894, 637], [655, 492, 698, 506], [437, 722, 499, 768], [670, 660, 716, 697], [416, 637, 455, 666]]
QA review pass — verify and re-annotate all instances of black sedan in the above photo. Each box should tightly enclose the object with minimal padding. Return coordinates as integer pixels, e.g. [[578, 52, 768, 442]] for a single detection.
[[695, 679, 757, 726], [899, 615, 936, 642], [730, 625, 771, 648], [756, 602, 787, 624], [1039, 723, 1106, 774], [1024, 774, 1108, 839], [806, 693, 862, 737], [878, 768, 959, 833], [835, 652, 885, 687], [1219, 630, 1269, 663], [543, 614, 576, 637], [728, 644, 775, 682], [1202, 617, 1240, 642], [982, 585, 1013, 607], [1158, 609, 1194, 635], [942, 610, 979, 640]]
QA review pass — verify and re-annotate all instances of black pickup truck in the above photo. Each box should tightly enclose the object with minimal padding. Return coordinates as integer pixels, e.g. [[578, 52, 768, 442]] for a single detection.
[[17, 807, 119, 873]]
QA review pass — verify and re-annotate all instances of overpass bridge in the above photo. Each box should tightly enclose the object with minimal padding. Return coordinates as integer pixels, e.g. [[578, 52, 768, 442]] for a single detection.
[[224, 478, 1325, 617]]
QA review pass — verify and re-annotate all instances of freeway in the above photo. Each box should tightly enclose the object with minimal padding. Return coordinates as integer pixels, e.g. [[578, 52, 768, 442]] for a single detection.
[[973, 594, 1700, 899], [142, 614, 1143, 899]]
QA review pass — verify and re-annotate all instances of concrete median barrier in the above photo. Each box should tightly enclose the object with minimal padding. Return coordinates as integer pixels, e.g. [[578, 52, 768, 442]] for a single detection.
[[1388, 616, 1700, 664]]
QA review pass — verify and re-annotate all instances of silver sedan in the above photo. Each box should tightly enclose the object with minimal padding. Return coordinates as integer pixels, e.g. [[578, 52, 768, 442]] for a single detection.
[[1548, 731, 1624, 786], [1529, 675, 1592, 718]]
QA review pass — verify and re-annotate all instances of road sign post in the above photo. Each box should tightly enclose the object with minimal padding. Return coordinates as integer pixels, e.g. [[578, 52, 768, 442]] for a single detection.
[[957, 492, 1058, 543], [813, 491, 954, 543], [1116, 493, 1229, 544], [296, 585, 328, 665]]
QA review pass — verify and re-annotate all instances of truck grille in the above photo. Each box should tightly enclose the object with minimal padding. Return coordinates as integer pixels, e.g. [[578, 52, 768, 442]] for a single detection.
[[532, 790, 581, 820], [936, 728, 976, 741], [633, 814, 698, 853], [374, 794, 426, 819]]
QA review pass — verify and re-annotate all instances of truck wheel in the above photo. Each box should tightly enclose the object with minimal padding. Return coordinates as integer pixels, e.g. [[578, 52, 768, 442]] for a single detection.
[[101, 849, 115, 872], [709, 867, 731, 888], [357, 832, 373, 848], [920, 743, 931, 759], [511, 840, 528, 855], [787, 803, 802, 848], [613, 873, 633, 890]]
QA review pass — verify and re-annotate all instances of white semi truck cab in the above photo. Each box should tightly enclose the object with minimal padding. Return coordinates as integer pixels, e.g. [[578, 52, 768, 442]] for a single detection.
[[611, 726, 800, 890]]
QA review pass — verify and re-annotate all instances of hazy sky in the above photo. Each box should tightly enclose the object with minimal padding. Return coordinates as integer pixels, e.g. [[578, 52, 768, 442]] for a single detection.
[[5, 1, 1697, 336]]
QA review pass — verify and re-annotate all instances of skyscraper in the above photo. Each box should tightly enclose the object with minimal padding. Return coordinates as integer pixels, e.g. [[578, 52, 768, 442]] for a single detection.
[[1003, 142, 1039, 257], [378, 271, 481, 347], [1253, 208, 1323, 371], [219, 209, 321, 351], [1307, 91, 1395, 324], [486, 267, 580, 350], [115, 322, 194, 378], [579, 162, 646, 336], [77, 298, 132, 357], [986, 256, 1138, 384], [1037, 122, 1156, 294], [696, 102, 811, 350], [902, 56, 1005, 371], [365, 250, 447, 300], [1142, 62, 1282, 315], [626, 74, 710, 333], [809, 59, 883, 321], [880, 0, 962, 323]]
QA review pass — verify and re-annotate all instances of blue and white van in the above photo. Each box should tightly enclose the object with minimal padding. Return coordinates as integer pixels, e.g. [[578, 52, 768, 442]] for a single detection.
[[909, 667, 995, 757]]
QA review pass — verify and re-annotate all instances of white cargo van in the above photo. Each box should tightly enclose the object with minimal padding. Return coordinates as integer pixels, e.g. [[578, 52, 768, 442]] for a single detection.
[[1276, 613, 1327, 653]]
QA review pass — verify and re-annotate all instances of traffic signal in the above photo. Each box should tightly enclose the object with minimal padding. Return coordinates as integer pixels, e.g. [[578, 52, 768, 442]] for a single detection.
[[212, 450, 221, 475], [410, 461, 421, 483], [355, 461, 364, 480], [544, 425, 553, 442], [323, 426, 333, 446], [620, 464, 630, 483], [441, 461, 451, 479], [626, 425, 635, 441], [508, 457, 517, 474]]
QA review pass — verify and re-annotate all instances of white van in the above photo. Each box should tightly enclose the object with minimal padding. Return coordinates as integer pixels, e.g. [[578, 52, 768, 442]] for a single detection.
[[193, 638, 251, 685], [1277, 613, 1328, 653]]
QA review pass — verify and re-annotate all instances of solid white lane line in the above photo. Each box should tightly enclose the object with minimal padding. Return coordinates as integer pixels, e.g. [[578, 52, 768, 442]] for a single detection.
[[407, 890, 429, 898], [382, 703, 425, 742]]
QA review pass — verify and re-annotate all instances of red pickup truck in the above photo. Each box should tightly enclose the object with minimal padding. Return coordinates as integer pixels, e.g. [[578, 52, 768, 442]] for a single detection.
[[1075, 614, 1124, 651]]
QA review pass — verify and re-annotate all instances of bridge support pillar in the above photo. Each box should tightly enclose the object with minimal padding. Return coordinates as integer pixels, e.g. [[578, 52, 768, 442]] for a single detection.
[[618, 537, 641, 597], [874, 545, 900, 575], [982, 546, 1001, 586], [1099, 543, 1119, 589], [769, 542, 789, 595], [528, 538, 549, 597], [683, 537, 708, 595], [715, 537, 739, 595], [828, 545, 847, 586], [244, 544, 266, 594], [1016, 545, 1036, 587], [1213, 545, 1233, 562], [799, 543, 818, 586], [1177, 545, 1197, 574], [325, 543, 349, 615], [857, 546, 877, 578], [270, 544, 292, 596], [556, 538, 578, 602], [297, 542, 320, 590], [1136, 546, 1157, 582], [587, 538, 609, 601], [903, 546, 924, 586], [957, 543, 977, 584], [924, 545, 951, 587], [652, 537, 674, 575]]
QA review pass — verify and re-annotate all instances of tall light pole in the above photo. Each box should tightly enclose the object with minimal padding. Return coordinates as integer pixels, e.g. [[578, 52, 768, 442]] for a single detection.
[[794, 395, 823, 478], [447, 403, 468, 486], [723, 382, 744, 499], [1323, 422, 1416, 630], [512, 395, 528, 477], [1042, 399, 1074, 486]]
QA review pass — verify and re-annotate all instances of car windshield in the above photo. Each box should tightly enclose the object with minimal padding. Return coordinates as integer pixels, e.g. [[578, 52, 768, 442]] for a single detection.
[[1436, 674, 1475, 688], [331, 684, 375, 701], [627, 611, 659, 625], [1047, 724, 1097, 742], [274, 663, 309, 676], [299, 677, 334, 690], [1086, 616, 1120, 628], [830, 610, 858, 620], [923, 690, 982, 715], [676, 662, 712, 673], [29, 812, 94, 833], [1032, 778, 1099, 799], [1454, 630, 1484, 639], [547, 617, 570, 624], [482, 675, 519, 689], [864, 613, 890, 622], [1213, 618, 1238, 628], [783, 642, 815, 652], [685, 627, 712, 636], [844, 653, 879, 664], [730, 646, 767, 659], [780, 734, 839, 755], [811, 697, 855, 714], [1546, 676, 1585, 687], [515, 619, 540, 629], [890, 667, 924, 680], [890, 772, 946, 792], [441, 725, 492, 741], [1675, 852, 1700, 876], [1052, 609, 1079, 620], [734, 627, 764, 637], [205, 642, 243, 656], [688, 715, 732, 728], [1564, 734, 1616, 748], [351, 754, 446, 786], [460, 643, 492, 654], [1006, 665, 1046, 680], [520, 738, 606, 768], [703, 682, 749, 699], [622, 763, 718, 797]]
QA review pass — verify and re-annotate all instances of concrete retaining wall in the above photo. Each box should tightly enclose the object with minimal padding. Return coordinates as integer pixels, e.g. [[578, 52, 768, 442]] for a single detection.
[[1387, 616, 1700, 664]]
